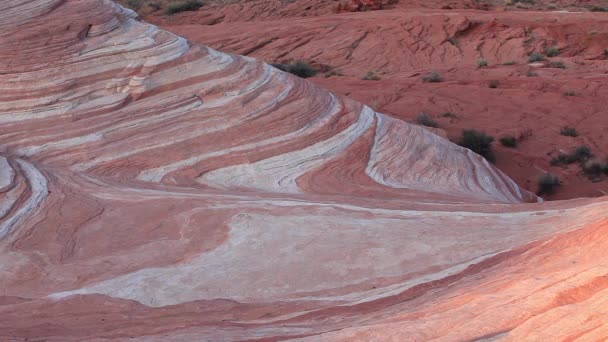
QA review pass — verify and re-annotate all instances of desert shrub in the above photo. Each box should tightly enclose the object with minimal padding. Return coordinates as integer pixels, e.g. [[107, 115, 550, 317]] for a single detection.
[[458, 129, 496, 163], [448, 37, 459, 46], [272, 61, 317, 78], [362, 71, 380, 81], [590, 6, 608, 12], [416, 113, 439, 128], [537, 173, 560, 195], [477, 58, 488, 68], [442, 112, 459, 119], [573, 145, 593, 160], [503, 61, 517, 65], [148, 2, 162, 10], [583, 159, 604, 179], [551, 145, 593, 165], [528, 52, 546, 62], [324, 69, 343, 78], [526, 70, 539, 77], [488, 80, 500, 88], [564, 90, 576, 96], [126, 0, 143, 10], [499, 135, 518, 148], [165, 0, 203, 15], [422, 71, 443, 83], [549, 61, 566, 69], [560, 126, 578, 137], [545, 46, 560, 57]]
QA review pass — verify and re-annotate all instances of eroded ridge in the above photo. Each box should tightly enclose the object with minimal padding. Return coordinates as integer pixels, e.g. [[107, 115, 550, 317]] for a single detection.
[[1, 1, 607, 341]]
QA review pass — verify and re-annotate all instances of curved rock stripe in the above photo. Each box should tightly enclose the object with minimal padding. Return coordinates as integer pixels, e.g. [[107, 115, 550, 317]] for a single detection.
[[1, 1, 607, 341]]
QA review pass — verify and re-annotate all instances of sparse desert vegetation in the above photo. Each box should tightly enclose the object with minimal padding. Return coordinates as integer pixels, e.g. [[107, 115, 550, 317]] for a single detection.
[[551, 145, 594, 166], [560, 126, 578, 137], [582, 159, 604, 179], [324, 69, 343, 78], [416, 113, 439, 128], [549, 61, 566, 69], [526, 70, 539, 77], [499, 135, 518, 148], [458, 129, 496, 163], [537, 173, 561, 195], [545, 46, 560, 57], [272, 61, 317, 78], [422, 71, 443, 83], [165, 0, 203, 15], [442, 112, 459, 119], [528, 53, 546, 62], [362, 71, 381, 80]]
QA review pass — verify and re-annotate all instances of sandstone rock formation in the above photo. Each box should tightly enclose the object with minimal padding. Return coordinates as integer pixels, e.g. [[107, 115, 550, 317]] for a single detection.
[[158, 5, 608, 200], [1, 0, 607, 341]]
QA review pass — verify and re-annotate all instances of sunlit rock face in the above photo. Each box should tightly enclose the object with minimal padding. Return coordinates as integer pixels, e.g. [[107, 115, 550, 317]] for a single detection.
[[1, 1, 607, 341]]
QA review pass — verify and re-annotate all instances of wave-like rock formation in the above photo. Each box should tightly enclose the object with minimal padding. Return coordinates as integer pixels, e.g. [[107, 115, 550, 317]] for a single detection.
[[1, 1, 607, 340]]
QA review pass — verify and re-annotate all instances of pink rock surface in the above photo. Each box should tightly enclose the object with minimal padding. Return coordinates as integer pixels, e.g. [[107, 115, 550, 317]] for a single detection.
[[1, 1, 607, 341], [159, 6, 608, 200]]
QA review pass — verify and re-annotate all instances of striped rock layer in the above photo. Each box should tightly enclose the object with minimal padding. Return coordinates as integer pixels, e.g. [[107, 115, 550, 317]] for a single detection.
[[1, 1, 607, 341]]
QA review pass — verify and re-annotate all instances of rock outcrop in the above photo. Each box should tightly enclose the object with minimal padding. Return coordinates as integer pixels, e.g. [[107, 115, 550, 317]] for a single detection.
[[1, 1, 607, 341]]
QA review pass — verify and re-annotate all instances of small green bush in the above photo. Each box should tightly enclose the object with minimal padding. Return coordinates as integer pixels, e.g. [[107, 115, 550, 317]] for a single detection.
[[564, 90, 576, 96], [590, 6, 608, 12], [362, 71, 380, 81], [549, 61, 566, 69], [583, 159, 604, 179], [560, 126, 578, 137], [324, 69, 343, 78], [148, 2, 162, 11], [442, 112, 459, 119], [165, 0, 203, 15], [477, 58, 488, 68], [537, 173, 560, 195], [499, 135, 518, 148], [125, 0, 143, 10], [551, 145, 593, 165], [528, 53, 546, 62], [488, 80, 500, 88], [503, 61, 517, 66], [272, 61, 317, 78], [526, 70, 539, 77], [416, 113, 439, 128], [545, 46, 560, 57], [458, 129, 496, 163], [422, 71, 443, 83]]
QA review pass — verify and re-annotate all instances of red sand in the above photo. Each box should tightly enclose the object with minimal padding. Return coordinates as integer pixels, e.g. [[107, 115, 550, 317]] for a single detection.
[[2, 0, 608, 341]]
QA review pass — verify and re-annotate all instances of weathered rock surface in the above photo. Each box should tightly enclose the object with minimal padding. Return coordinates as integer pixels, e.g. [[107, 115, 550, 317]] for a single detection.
[[159, 6, 608, 200], [1, 1, 607, 341]]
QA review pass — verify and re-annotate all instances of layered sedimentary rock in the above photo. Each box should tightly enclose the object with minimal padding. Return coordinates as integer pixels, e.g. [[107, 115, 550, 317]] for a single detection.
[[1, 1, 607, 340], [161, 6, 608, 200]]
